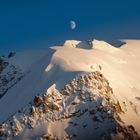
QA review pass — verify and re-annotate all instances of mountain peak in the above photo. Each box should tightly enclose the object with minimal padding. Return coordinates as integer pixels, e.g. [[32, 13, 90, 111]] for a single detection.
[[0, 39, 140, 139], [63, 39, 93, 49]]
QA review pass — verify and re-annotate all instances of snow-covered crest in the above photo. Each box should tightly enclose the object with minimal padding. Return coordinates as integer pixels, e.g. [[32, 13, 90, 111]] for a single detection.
[[0, 39, 140, 139]]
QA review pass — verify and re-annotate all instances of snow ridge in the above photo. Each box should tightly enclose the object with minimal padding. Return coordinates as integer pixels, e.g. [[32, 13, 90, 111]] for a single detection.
[[0, 39, 140, 139]]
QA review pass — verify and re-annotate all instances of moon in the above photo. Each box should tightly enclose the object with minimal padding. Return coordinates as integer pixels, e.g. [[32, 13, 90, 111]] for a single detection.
[[70, 20, 76, 30]]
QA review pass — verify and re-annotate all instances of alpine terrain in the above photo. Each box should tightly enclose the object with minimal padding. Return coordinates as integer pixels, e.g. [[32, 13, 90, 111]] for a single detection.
[[0, 39, 140, 140]]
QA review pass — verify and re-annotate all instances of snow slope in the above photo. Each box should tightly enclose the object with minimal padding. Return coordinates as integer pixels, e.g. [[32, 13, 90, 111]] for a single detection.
[[0, 57, 23, 98], [8, 50, 50, 72], [0, 39, 140, 139], [0, 48, 55, 122]]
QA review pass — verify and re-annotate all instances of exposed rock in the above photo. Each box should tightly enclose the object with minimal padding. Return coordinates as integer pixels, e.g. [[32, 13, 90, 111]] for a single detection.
[[112, 124, 140, 140], [43, 103, 49, 113], [34, 96, 43, 106], [8, 52, 16, 58], [31, 105, 36, 116], [49, 102, 60, 111], [0, 71, 139, 139], [0, 59, 23, 98]]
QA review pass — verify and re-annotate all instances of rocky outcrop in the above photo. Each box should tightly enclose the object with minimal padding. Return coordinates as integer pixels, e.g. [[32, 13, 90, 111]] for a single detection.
[[0, 57, 8, 74], [8, 52, 16, 58], [0, 61, 23, 98], [0, 71, 139, 140]]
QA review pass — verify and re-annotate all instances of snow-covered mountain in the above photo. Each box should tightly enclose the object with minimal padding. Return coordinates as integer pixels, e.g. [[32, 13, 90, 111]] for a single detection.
[[0, 56, 23, 98], [0, 39, 140, 140]]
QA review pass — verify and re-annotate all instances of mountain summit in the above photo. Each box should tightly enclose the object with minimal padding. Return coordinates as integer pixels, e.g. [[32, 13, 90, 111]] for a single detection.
[[0, 39, 140, 140]]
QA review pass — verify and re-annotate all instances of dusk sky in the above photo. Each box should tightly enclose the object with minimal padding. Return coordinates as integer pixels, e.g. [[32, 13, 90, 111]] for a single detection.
[[0, 0, 140, 54]]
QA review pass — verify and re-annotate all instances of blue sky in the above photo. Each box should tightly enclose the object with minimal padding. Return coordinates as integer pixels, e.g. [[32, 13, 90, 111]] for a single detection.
[[0, 0, 140, 54]]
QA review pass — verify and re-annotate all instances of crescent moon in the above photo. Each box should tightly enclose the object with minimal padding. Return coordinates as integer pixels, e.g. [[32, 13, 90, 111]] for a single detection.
[[70, 20, 76, 30]]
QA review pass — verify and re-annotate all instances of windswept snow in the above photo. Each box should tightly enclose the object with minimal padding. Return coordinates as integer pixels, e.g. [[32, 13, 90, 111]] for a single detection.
[[8, 50, 50, 72], [63, 40, 93, 49], [0, 49, 55, 122], [0, 39, 140, 139]]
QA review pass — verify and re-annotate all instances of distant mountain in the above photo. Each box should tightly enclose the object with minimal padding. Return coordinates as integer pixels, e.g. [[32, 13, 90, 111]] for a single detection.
[[0, 39, 140, 140]]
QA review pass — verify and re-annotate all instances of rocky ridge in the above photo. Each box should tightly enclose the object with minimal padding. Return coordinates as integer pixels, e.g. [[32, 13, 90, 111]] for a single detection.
[[0, 71, 139, 140], [0, 57, 23, 98]]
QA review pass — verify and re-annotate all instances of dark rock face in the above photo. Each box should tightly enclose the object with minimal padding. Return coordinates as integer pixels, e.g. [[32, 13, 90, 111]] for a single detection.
[[112, 124, 140, 140], [0, 57, 8, 74], [8, 52, 16, 58]]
